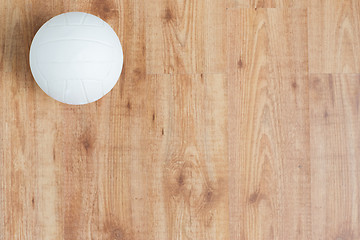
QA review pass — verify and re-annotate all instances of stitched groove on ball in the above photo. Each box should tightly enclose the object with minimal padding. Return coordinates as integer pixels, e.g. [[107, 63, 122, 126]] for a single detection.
[[101, 81, 104, 96], [63, 80, 67, 102], [47, 14, 106, 28], [48, 79, 66, 102], [38, 39, 114, 48], [36, 41, 113, 62], [47, 13, 105, 27], [80, 80, 90, 103], [37, 78, 103, 82], [38, 61, 113, 64], [80, 13, 87, 24], [100, 52, 117, 96], [67, 12, 87, 25], [47, 24, 105, 28], [83, 81, 103, 102], [38, 63, 113, 81], [64, 80, 87, 104], [39, 24, 118, 44], [64, 13, 69, 25], [34, 56, 49, 93]]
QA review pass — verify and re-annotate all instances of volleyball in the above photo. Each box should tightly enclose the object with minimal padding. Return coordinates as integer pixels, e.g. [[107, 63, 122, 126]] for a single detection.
[[29, 12, 123, 105]]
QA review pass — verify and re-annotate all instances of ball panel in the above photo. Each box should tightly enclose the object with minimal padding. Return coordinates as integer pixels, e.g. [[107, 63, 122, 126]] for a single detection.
[[46, 14, 67, 27], [39, 62, 113, 81], [64, 80, 88, 105], [64, 12, 87, 25], [36, 25, 118, 48], [102, 59, 122, 96], [100, 47, 123, 96], [36, 41, 114, 63], [83, 14, 105, 27], [82, 80, 104, 102], [104, 24, 123, 47], [46, 12, 105, 28], [30, 50, 48, 94], [47, 78, 67, 102], [113, 46, 124, 66]]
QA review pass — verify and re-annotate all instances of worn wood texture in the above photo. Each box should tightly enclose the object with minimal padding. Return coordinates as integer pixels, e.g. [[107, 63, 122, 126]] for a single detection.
[[0, 0, 360, 239], [310, 74, 360, 239], [309, 0, 360, 73], [227, 0, 307, 9], [145, 0, 227, 74], [228, 8, 311, 240]]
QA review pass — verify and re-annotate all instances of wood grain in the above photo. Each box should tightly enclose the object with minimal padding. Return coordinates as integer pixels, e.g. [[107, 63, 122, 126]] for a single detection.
[[163, 74, 228, 239], [228, 8, 310, 239], [1, 0, 360, 239], [146, 0, 227, 74], [1, 1, 228, 239], [1, 0, 40, 239], [227, 0, 307, 9], [309, 0, 360, 73], [310, 74, 360, 239]]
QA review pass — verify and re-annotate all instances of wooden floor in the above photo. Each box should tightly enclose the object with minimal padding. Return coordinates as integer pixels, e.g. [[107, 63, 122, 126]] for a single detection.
[[0, 0, 359, 239]]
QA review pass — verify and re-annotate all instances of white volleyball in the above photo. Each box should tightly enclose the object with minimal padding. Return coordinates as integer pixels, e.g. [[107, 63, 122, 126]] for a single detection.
[[29, 12, 123, 105]]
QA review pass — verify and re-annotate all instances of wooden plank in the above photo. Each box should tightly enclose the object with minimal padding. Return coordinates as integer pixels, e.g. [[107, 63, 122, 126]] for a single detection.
[[227, 0, 250, 8], [163, 74, 228, 239], [309, 0, 360, 73], [309, 74, 360, 239], [227, 0, 307, 9], [0, 1, 54, 239], [53, 0, 146, 239], [33, 100, 64, 239], [0, 0, 135, 239], [146, 0, 227, 74], [228, 8, 310, 239]]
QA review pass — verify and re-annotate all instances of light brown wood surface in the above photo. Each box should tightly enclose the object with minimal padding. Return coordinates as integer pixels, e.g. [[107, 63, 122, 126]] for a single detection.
[[0, 1, 359, 239], [228, 8, 311, 240]]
